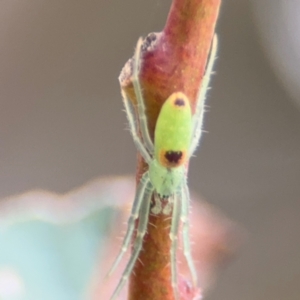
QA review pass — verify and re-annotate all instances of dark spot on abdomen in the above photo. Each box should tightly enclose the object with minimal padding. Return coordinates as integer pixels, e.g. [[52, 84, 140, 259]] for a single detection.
[[174, 98, 185, 106], [165, 151, 183, 164]]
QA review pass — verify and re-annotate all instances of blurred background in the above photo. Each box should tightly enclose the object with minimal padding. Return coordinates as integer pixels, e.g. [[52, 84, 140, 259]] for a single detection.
[[0, 0, 299, 299]]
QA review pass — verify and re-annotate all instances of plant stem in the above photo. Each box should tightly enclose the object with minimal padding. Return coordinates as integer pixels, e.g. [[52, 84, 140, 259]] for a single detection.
[[120, 0, 221, 299]]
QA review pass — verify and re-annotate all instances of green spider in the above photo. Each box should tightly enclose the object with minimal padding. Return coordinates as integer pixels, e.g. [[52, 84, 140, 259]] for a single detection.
[[108, 34, 218, 299]]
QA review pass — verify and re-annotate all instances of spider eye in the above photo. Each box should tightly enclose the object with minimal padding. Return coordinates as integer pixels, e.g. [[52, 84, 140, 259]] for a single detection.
[[164, 151, 183, 164]]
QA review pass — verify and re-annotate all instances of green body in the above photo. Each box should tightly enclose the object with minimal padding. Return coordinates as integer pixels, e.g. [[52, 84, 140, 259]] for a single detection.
[[149, 92, 192, 197], [154, 92, 192, 167]]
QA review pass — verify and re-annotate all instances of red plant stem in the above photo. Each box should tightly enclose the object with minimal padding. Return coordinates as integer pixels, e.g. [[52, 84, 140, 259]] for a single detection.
[[120, 0, 221, 299]]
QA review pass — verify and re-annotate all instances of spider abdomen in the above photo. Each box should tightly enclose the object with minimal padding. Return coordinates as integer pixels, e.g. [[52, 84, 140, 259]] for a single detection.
[[154, 92, 192, 168]]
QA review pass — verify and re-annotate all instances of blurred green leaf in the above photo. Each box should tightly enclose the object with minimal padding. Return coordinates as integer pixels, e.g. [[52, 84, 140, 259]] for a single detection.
[[0, 177, 134, 300]]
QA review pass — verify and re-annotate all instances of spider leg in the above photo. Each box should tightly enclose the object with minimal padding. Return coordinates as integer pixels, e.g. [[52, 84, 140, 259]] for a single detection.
[[170, 191, 182, 300], [110, 177, 153, 300], [122, 89, 151, 164], [107, 172, 152, 278], [181, 182, 198, 287], [132, 38, 154, 155], [189, 34, 218, 156]]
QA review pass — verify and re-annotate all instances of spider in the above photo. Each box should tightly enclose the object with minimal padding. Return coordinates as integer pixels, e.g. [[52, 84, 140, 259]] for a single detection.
[[108, 34, 218, 300]]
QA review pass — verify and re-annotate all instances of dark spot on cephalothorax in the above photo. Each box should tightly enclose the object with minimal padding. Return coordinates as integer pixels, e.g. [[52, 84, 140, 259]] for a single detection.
[[174, 98, 185, 107], [155, 192, 169, 200], [165, 151, 183, 164]]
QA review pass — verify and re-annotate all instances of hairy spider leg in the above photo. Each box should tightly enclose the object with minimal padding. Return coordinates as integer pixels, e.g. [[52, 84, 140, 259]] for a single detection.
[[170, 190, 182, 300], [107, 172, 152, 277], [132, 38, 154, 154], [110, 177, 153, 300], [181, 181, 198, 287], [189, 34, 218, 156], [121, 89, 151, 164], [109, 36, 156, 299]]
